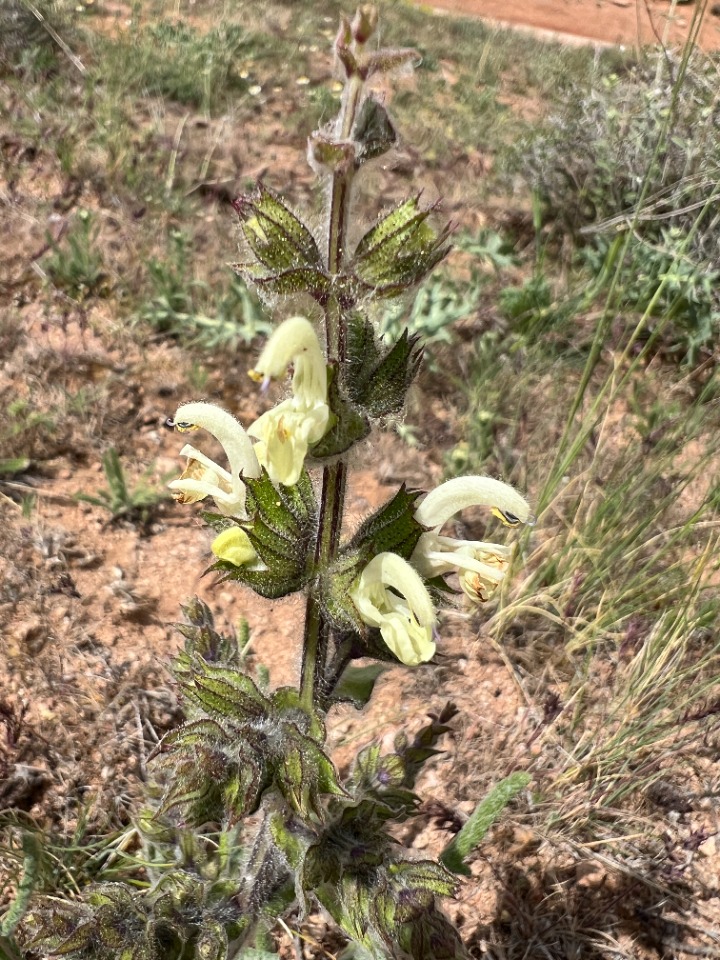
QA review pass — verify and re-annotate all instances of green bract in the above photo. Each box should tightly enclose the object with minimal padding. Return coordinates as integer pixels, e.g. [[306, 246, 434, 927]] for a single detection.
[[346, 313, 424, 418], [24, 878, 249, 960], [352, 196, 452, 298], [352, 96, 398, 164], [233, 185, 323, 273], [211, 469, 316, 599], [155, 661, 346, 823]]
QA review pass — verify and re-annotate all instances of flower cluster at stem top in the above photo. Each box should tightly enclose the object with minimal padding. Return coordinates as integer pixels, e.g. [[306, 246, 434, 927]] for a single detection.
[[169, 317, 534, 668]]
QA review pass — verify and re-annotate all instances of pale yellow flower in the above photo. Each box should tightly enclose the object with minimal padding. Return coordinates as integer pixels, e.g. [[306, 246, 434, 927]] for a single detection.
[[412, 476, 533, 605], [168, 401, 261, 517], [350, 552, 437, 666], [247, 317, 329, 486]]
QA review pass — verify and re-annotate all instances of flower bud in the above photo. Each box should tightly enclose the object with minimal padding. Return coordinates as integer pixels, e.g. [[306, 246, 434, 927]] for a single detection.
[[211, 528, 257, 567], [351, 5, 379, 44], [335, 16, 357, 77]]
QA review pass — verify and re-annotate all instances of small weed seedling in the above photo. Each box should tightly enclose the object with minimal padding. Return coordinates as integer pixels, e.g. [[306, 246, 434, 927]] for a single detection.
[[76, 448, 169, 528], [140, 231, 270, 348], [43, 210, 108, 301]]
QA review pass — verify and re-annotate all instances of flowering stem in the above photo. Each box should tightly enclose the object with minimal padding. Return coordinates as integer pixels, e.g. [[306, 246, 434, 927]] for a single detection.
[[324, 72, 362, 356], [300, 70, 364, 713]]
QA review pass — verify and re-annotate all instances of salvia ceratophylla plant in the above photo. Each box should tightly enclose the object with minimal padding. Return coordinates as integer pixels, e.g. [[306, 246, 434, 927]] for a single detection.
[[21, 7, 533, 960]]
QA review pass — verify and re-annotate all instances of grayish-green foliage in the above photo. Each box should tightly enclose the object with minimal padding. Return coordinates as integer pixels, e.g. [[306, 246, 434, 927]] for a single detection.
[[525, 50, 720, 361], [441, 773, 531, 876]]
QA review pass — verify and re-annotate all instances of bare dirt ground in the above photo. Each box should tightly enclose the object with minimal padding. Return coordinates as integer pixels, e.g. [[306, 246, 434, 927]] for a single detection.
[[416, 0, 720, 50]]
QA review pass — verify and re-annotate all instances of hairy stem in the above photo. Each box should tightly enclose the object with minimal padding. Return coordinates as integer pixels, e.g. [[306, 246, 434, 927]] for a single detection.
[[300, 69, 364, 713], [227, 815, 293, 960]]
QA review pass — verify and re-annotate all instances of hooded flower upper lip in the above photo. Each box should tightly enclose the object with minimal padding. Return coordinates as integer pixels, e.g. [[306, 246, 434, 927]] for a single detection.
[[247, 316, 330, 486], [411, 476, 533, 604], [350, 551, 437, 666], [168, 401, 261, 517], [413, 476, 533, 530]]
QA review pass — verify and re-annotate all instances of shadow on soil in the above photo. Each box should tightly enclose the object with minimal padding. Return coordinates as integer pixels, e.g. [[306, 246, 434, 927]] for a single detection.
[[467, 860, 701, 959]]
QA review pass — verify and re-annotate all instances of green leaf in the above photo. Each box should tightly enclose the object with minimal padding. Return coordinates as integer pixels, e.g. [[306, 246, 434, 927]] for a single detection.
[[0, 832, 41, 937], [237, 264, 331, 301], [214, 560, 307, 599], [224, 766, 267, 821], [400, 703, 458, 788], [275, 734, 345, 819], [270, 686, 325, 740], [345, 313, 423, 419], [244, 469, 303, 536], [354, 197, 419, 260], [313, 749, 347, 800], [281, 468, 317, 527], [102, 447, 128, 503], [359, 330, 423, 417], [345, 744, 419, 821], [190, 663, 268, 715], [246, 515, 304, 563], [0, 936, 23, 960], [440, 772, 531, 875], [196, 920, 228, 960], [174, 598, 242, 672], [268, 811, 307, 870], [332, 663, 387, 707], [243, 469, 316, 564], [346, 312, 382, 389], [155, 655, 347, 825], [0, 457, 30, 476], [388, 859, 457, 900], [189, 675, 267, 723], [51, 920, 98, 955], [211, 469, 316, 597], [318, 554, 366, 634], [157, 774, 223, 821], [393, 904, 468, 960], [352, 742, 383, 783]]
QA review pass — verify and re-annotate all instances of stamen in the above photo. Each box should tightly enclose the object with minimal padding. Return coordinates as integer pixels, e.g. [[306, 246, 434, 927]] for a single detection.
[[492, 507, 521, 527]]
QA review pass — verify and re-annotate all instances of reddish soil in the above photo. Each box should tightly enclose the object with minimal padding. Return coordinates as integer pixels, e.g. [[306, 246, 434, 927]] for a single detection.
[[417, 0, 720, 50]]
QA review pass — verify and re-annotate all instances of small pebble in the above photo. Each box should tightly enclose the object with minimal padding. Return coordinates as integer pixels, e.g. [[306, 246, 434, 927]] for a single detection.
[[698, 835, 718, 857]]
